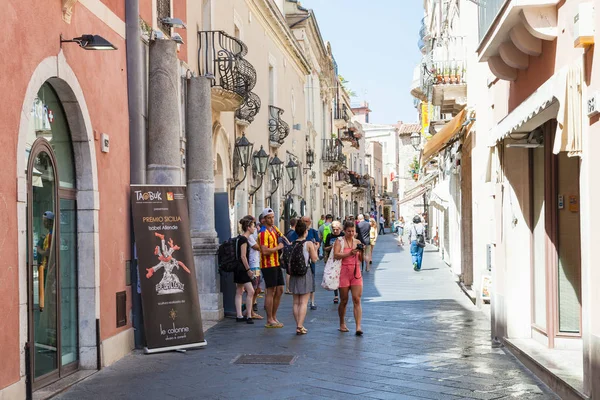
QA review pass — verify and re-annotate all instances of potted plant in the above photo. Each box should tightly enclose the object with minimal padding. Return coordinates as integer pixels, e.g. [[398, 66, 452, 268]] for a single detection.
[[436, 63, 443, 84], [443, 65, 450, 84]]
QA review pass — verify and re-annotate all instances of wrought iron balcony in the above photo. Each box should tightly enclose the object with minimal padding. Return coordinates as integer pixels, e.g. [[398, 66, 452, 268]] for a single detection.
[[321, 139, 345, 164], [235, 91, 261, 125], [268, 106, 290, 147], [198, 31, 257, 112], [335, 104, 349, 121]]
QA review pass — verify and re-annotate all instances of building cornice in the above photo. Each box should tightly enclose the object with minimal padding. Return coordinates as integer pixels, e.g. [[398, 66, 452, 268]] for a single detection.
[[246, 0, 311, 75]]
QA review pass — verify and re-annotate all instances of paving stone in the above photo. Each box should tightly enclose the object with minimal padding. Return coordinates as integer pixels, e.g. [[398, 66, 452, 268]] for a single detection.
[[55, 235, 558, 400]]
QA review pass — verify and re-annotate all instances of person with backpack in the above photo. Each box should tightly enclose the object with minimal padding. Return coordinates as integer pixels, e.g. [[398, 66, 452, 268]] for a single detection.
[[233, 215, 256, 324], [287, 219, 319, 335], [409, 215, 426, 271], [284, 218, 298, 295], [356, 214, 372, 271]]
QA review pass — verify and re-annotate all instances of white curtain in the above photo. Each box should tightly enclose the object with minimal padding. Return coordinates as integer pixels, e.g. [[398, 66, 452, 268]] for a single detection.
[[554, 59, 583, 157]]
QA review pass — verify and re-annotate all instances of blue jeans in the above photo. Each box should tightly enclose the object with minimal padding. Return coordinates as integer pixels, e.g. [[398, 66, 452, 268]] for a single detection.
[[410, 241, 423, 269]]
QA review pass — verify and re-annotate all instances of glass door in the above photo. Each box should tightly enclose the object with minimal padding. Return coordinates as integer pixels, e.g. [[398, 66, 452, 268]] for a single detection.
[[59, 197, 78, 368], [29, 147, 59, 384]]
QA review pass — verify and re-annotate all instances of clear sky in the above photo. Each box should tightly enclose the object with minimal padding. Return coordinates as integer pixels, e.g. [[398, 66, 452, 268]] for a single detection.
[[302, 0, 423, 125]]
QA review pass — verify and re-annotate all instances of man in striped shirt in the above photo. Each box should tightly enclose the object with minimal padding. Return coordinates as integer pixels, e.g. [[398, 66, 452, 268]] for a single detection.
[[259, 207, 287, 328]]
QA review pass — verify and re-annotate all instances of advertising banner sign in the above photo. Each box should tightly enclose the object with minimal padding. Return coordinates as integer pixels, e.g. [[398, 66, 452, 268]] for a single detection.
[[131, 185, 206, 353]]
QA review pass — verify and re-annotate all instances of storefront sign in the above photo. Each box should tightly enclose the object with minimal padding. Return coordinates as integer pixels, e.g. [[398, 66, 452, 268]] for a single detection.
[[421, 102, 430, 138], [131, 185, 206, 353], [569, 194, 579, 212]]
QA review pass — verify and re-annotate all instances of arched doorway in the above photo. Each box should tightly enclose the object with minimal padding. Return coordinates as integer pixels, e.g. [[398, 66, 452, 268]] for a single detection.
[[26, 82, 79, 388]]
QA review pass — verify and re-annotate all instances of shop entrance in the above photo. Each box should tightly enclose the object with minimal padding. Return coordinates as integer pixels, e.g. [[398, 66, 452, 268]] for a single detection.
[[26, 83, 79, 389]]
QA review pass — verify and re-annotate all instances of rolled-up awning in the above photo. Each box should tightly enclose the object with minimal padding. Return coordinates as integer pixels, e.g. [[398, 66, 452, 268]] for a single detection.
[[398, 186, 428, 205], [422, 109, 467, 163], [488, 66, 567, 146]]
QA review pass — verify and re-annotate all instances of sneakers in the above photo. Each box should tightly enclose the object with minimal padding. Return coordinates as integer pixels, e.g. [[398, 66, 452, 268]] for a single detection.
[[413, 262, 419, 271], [310, 303, 317, 310]]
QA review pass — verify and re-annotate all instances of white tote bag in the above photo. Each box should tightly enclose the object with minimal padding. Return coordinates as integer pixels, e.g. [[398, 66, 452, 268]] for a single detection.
[[321, 238, 344, 291]]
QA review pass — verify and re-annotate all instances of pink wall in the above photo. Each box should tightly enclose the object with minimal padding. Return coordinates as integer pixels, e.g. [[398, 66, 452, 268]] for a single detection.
[[2, 1, 131, 390]]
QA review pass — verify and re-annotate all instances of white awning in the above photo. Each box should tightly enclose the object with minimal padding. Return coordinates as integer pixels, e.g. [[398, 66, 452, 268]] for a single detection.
[[488, 67, 567, 146], [399, 186, 428, 205], [430, 179, 451, 208]]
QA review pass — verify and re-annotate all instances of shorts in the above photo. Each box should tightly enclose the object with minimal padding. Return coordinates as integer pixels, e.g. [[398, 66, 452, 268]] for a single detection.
[[233, 265, 252, 285], [262, 267, 285, 288], [339, 263, 363, 288]]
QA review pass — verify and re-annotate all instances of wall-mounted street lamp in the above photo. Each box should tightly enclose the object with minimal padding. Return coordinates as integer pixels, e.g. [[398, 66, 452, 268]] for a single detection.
[[160, 17, 187, 29], [230, 134, 254, 199], [410, 132, 422, 150], [268, 154, 284, 204], [249, 146, 269, 198], [60, 34, 117, 50], [304, 148, 315, 172], [285, 159, 299, 197]]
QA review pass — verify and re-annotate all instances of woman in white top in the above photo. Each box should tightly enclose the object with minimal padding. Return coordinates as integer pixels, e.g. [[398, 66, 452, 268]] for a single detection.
[[288, 219, 318, 335], [408, 215, 425, 271], [247, 220, 263, 320]]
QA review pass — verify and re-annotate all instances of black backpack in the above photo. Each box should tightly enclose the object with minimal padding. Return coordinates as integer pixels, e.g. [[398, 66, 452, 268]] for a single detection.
[[413, 226, 426, 248], [217, 236, 241, 273], [286, 240, 309, 276]]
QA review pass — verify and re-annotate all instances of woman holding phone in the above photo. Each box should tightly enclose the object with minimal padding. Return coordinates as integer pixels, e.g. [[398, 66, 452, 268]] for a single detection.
[[333, 221, 364, 335]]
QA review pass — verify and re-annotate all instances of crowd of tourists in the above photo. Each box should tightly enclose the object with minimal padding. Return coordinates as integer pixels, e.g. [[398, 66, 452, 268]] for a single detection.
[[223, 207, 427, 336]]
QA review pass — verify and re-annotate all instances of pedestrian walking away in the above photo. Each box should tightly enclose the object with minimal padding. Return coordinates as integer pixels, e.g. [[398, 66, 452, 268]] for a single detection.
[[333, 221, 364, 336], [356, 214, 372, 271], [258, 207, 287, 328], [290, 216, 320, 309], [409, 215, 426, 271], [288, 219, 319, 335], [233, 216, 256, 324], [379, 215, 385, 235], [284, 217, 298, 295], [318, 214, 333, 260], [324, 221, 344, 304]]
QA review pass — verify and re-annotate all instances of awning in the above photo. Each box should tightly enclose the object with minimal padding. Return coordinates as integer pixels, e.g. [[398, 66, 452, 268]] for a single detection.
[[429, 179, 451, 208], [398, 186, 428, 205], [488, 66, 567, 146], [422, 109, 467, 163]]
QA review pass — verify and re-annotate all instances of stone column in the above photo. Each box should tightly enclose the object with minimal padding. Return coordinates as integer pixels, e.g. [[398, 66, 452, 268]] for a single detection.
[[147, 39, 181, 185], [186, 76, 223, 321]]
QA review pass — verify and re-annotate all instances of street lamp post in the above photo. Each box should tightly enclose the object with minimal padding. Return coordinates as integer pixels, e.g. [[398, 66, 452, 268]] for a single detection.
[[248, 145, 269, 198], [268, 154, 284, 206], [411, 132, 422, 150], [285, 159, 298, 197], [230, 133, 254, 202]]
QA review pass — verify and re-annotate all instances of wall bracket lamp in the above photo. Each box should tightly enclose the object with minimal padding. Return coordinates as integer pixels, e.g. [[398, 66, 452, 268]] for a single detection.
[[60, 34, 117, 50]]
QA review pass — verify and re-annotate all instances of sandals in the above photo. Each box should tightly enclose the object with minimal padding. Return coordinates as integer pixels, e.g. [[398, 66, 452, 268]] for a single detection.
[[251, 312, 263, 320], [296, 326, 308, 335], [338, 326, 350, 332], [355, 330, 364, 336], [265, 322, 284, 328], [333, 297, 339, 304]]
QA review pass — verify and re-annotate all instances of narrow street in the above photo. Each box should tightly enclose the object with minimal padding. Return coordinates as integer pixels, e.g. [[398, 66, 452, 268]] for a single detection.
[[57, 235, 558, 400]]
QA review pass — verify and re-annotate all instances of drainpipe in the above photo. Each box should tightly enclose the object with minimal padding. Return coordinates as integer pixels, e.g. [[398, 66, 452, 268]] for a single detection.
[[126, 0, 145, 349]]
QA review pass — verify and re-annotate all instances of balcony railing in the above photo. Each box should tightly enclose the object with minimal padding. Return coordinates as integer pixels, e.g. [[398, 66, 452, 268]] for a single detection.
[[268, 106, 290, 146], [198, 31, 256, 100], [235, 91, 261, 124], [321, 139, 345, 164], [478, 0, 508, 43], [335, 104, 349, 122], [428, 36, 467, 86]]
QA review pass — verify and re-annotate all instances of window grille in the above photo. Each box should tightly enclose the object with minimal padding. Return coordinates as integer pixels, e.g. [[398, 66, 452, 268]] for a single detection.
[[157, 0, 171, 34]]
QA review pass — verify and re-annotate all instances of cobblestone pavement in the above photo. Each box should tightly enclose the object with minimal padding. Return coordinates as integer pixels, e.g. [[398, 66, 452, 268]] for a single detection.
[[57, 234, 558, 400]]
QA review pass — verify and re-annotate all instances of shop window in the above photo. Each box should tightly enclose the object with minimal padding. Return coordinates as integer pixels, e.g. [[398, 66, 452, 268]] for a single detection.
[[531, 146, 547, 330]]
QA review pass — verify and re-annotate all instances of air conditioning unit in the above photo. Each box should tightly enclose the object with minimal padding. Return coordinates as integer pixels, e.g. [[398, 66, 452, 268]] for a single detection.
[[574, 2, 595, 48]]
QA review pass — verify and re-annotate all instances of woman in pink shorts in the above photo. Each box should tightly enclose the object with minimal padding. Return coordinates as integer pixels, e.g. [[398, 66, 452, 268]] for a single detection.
[[333, 221, 363, 336]]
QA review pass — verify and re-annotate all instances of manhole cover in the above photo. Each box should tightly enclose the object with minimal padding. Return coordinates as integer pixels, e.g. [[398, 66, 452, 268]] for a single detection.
[[233, 354, 296, 365]]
